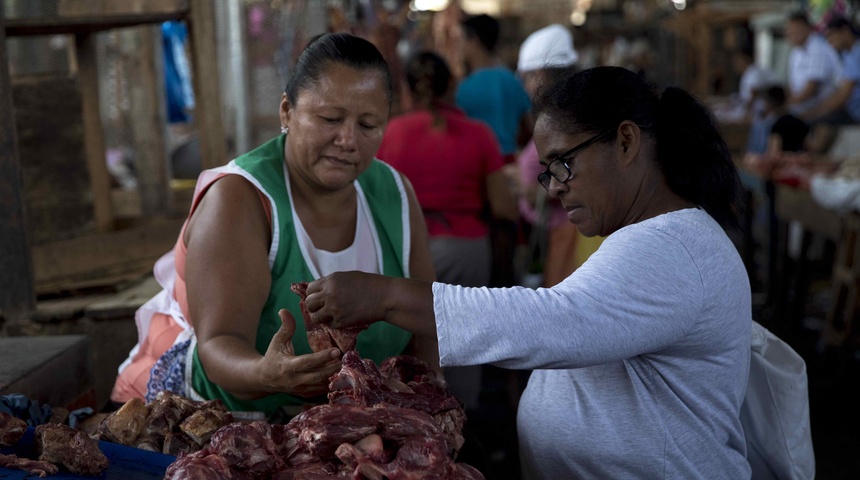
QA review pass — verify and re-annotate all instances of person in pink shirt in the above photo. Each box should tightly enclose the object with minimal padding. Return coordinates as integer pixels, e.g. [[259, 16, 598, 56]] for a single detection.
[[376, 51, 517, 409]]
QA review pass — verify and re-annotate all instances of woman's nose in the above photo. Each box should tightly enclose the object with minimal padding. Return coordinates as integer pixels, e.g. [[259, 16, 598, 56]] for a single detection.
[[548, 176, 567, 198], [334, 123, 357, 150]]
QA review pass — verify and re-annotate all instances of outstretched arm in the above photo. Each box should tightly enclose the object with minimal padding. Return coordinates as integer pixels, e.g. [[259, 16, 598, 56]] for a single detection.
[[305, 272, 437, 338]]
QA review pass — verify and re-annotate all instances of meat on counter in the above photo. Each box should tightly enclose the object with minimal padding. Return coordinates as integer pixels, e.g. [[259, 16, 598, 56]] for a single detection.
[[0, 411, 27, 446], [35, 423, 109, 476]]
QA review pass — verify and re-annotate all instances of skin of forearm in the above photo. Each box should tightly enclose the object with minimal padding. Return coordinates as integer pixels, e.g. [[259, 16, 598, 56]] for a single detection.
[[197, 335, 269, 400], [382, 277, 438, 337]]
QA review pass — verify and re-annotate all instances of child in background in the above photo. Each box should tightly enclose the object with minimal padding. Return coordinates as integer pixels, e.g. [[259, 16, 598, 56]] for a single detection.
[[766, 85, 810, 153]]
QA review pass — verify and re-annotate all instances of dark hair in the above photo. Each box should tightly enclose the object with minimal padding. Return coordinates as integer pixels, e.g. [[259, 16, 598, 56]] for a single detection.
[[764, 85, 787, 108], [285, 33, 393, 106], [788, 11, 811, 27], [826, 16, 857, 34], [534, 66, 742, 228], [406, 51, 452, 129], [462, 14, 500, 53]]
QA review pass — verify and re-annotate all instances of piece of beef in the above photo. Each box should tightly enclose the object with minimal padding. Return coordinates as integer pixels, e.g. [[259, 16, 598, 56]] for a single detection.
[[164, 449, 251, 480], [452, 463, 487, 480], [0, 453, 59, 477], [98, 396, 149, 445], [291, 282, 367, 353], [180, 408, 233, 445], [288, 404, 379, 459], [163, 431, 202, 456], [35, 423, 109, 475], [208, 421, 285, 475], [347, 434, 453, 480], [328, 351, 465, 453], [270, 462, 341, 480], [0, 411, 27, 446], [380, 355, 448, 394]]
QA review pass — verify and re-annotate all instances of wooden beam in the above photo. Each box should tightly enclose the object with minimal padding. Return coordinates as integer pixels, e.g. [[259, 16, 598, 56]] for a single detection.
[[5, 0, 189, 37], [187, 0, 227, 169], [124, 26, 171, 216], [31, 218, 183, 292], [76, 32, 114, 232], [0, 2, 36, 321]]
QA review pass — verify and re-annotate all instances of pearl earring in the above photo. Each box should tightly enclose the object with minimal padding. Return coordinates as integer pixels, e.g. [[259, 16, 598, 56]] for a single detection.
[[281, 126, 289, 135]]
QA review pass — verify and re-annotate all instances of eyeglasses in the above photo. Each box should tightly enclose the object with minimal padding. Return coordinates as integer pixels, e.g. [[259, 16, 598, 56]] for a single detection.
[[537, 129, 614, 190]]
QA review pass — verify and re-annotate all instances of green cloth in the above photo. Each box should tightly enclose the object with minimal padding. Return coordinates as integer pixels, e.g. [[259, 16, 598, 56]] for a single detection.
[[190, 135, 412, 415]]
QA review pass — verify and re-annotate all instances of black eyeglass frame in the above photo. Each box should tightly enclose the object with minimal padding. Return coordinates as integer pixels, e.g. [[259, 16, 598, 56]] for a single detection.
[[537, 128, 614, 190]]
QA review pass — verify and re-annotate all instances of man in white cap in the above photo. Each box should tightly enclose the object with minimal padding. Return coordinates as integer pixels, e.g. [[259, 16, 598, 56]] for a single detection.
[[515, 24, 592, 289]]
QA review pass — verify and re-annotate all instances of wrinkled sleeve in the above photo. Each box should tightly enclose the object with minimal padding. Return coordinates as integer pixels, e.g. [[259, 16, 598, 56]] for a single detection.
[[433, 226, 705, 370]]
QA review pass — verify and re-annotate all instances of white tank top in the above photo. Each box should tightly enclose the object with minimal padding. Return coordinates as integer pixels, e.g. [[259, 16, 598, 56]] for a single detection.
[[291, 189, 380, 277]]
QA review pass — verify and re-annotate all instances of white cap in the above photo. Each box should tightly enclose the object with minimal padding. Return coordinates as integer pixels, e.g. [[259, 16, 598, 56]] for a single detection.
[[517, 24, 578, 73]]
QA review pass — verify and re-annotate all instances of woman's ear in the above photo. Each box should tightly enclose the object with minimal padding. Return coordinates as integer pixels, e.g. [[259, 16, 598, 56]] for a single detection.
[[279, 94, 292, 129], [617, 120, 641, 164]]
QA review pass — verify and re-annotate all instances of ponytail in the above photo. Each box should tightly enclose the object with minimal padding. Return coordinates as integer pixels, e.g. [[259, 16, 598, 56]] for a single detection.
[[405, 51, 453, 130], [655, 88, 742, 227]]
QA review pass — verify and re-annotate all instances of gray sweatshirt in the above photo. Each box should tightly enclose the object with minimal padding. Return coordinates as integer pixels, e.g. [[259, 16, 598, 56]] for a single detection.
[[433, 208, 751, 479]]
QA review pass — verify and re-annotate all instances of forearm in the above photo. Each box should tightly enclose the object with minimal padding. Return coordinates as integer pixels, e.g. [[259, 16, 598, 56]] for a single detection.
[[197, 335, 267, 400], [382, 277, 437, 337]]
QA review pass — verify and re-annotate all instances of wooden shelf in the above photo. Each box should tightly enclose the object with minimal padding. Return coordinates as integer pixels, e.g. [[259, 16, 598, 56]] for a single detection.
[[3, 0, 189, 36]]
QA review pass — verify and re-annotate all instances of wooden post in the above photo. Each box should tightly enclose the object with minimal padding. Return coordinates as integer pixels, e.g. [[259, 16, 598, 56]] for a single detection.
[[124, 26, 171, 215], [0, 3, 35, 322], [76, 32, 114, 232], [187, 0, 226, 169]]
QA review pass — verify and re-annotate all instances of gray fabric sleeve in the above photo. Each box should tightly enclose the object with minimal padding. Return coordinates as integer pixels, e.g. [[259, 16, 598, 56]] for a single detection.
[[433, 224, 705, 370]]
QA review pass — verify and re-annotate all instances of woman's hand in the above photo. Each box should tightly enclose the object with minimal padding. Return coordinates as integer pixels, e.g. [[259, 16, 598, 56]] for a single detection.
[[257, 309, 342, 397], [306, 271, 438, 338], [305, 271, 391, 329]]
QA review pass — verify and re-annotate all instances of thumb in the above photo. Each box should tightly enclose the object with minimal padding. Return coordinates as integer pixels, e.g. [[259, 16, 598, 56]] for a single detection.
[[268, 309, 296, 356]]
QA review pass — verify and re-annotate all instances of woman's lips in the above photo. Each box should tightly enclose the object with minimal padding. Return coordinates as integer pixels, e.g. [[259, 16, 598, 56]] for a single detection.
[[566, 206, 583, 221]]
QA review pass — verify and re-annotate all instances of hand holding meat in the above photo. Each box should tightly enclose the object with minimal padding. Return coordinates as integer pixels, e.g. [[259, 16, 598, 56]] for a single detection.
[[305, 272, 392, 330], [257, 309, 342, 397]]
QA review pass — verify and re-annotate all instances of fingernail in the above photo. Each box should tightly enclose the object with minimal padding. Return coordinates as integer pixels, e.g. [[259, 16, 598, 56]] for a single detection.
[[331, 349, 341, 358]]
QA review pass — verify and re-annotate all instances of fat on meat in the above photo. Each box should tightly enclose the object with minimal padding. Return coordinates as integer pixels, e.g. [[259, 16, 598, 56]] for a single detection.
[[0, 453, 59, 478]]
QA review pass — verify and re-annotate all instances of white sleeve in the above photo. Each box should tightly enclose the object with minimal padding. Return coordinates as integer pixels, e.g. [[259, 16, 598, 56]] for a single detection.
[[433, 226, 705, 370]]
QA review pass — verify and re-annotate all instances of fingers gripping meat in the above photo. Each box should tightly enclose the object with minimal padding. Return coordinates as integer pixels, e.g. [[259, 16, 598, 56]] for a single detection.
[[291, 282, 367, 353]]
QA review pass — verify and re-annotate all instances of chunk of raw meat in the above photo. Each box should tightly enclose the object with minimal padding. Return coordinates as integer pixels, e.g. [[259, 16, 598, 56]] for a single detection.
[[180, 408, 233, 445], [208, 421, 285, 475], [380, 355, 448, 393], [0, 411, 27, 446], [0, 453, 59, 477], [35, 423, 109, 475], [163, 431, 202, 456], [98, 396, 149, 445], [164, 449, 251, 480], [291, 282, 367, 353]]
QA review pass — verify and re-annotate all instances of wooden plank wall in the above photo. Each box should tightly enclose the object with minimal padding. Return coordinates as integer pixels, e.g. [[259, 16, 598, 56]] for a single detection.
[[0, 2, 35, 321]]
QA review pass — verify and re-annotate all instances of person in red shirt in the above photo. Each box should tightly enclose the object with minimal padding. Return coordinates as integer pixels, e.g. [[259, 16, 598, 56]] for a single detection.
[[377, 50, 517, 289], [376, 51, 517, 411]]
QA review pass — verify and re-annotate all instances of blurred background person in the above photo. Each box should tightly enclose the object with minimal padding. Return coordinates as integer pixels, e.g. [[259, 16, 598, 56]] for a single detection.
[[515, 24, 597, 288], [456, 13, 531, 289], [376, 50, 517, 413], [785, 12, 843, 117], [765, 85, 810, 154], [804, 16, 860, 152], [732, 47, 776, 120]]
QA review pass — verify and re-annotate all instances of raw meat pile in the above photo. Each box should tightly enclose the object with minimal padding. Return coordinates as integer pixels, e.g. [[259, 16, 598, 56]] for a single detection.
[[167, 353, 482, 479], [166, 281, 480, 478], [99, 390, 233, 455], [0, 412, 108, 477]]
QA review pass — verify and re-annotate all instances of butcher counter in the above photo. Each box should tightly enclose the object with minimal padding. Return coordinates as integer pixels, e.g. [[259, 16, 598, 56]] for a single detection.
[[0, 335, 94, 411]]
